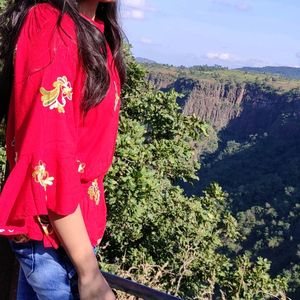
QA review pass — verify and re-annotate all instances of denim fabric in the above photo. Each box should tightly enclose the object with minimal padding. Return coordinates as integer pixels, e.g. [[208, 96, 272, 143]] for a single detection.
[[9, 240, 80, 300]]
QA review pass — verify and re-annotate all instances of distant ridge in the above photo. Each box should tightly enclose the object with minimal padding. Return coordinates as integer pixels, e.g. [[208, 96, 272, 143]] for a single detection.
[[136, 56, 300, 80], [135, 57, 157, 64], [236, 66, 300, 80]]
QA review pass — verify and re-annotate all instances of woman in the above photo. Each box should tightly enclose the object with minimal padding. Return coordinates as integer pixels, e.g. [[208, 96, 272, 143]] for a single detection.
[[0, 0, 125, 299]]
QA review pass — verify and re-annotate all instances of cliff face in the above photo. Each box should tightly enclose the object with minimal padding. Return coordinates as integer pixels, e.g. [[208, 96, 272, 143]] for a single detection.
[[181, 81, 245, 131], [146, 66, 300, 296], [148, 73, 300, 140]]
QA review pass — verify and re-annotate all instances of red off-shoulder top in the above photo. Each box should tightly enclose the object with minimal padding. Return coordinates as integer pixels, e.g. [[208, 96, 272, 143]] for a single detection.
[[0, 3, 121, 248]]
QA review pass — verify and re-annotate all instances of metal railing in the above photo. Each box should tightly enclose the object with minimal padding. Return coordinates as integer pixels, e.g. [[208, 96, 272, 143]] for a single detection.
[[102, 272, 182, 300]]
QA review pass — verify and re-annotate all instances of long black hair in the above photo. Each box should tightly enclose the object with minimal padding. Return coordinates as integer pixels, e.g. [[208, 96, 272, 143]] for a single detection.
[[0, 0, 126, 123]]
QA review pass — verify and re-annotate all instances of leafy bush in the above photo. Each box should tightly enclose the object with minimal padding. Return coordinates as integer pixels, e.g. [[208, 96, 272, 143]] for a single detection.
[[96, 48, 288, 299]]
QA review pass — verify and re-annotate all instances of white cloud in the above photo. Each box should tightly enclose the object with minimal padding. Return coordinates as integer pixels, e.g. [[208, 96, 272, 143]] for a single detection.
[[123, 0, 146, 9], [296, 52, 300, 59], [206, 52, 235, 61], [211, 0, 251, 11], [140, 37, 153, 44], [121, 0, 155, 20], [122, 9, 145, 20], [205, 52, 271, 67]]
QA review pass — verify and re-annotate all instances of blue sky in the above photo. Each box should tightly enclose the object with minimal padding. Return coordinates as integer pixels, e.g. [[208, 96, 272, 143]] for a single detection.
[[120, 0, 300, 68]]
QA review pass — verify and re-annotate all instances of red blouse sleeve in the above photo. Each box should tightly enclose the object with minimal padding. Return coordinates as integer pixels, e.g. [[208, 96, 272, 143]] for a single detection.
[[0, 4, 85, 224]]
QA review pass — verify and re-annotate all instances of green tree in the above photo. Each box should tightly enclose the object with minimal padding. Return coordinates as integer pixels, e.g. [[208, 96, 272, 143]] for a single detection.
[[96, 48, 288, 299]]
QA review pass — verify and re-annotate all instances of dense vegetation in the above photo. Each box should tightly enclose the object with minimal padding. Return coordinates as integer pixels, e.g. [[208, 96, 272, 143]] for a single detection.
[[190, 124, 300, 298], [144, 62, 300, 299], [97, 50, 290, 299]]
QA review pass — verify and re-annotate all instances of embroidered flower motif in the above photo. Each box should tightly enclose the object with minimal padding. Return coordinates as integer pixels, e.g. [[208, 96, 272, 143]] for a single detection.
[[40, 75, 73, 113], [88, 178, 100, 205], [113, 81, 120, 111], [32, 160, 54, 191], [76, 159, 86, 174]]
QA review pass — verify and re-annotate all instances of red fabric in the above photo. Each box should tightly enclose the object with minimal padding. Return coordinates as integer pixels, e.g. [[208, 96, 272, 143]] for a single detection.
[[0, 3, 121, 248]]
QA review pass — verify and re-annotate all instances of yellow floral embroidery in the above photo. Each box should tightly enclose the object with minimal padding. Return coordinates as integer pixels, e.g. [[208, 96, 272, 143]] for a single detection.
[[88, 178, 100, 205], [32, 160, 54, 191], [113, 81, 120, 111], [76, 160, 86, 174], [40, 75, 73, 113]]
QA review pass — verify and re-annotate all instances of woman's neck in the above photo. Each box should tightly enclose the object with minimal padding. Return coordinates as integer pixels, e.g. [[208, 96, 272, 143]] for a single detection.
[[78, 1, 98, 21]]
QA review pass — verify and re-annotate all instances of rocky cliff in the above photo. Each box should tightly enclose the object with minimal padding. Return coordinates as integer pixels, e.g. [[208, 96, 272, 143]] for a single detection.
[[147, 71, 300, 141]]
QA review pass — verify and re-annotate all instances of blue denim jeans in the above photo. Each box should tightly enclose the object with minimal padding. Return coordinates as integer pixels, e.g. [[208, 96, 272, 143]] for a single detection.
[[9, 240, 80, 300]]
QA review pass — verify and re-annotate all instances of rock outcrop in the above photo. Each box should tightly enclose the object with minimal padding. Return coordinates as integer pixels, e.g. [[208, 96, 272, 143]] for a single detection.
[[147, 72, 300, 140]]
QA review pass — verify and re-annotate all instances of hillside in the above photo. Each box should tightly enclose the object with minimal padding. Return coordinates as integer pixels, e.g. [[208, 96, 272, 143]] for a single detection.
[[144, 62, 300, 298], [145, 63, 300, 138], [145, 63, 300, 90], [135, 56, 157, 64], [236, 66, 300, 80]]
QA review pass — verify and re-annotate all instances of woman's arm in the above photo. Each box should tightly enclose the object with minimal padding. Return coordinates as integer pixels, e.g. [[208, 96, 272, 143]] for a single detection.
[[48, 206, 115, 300]]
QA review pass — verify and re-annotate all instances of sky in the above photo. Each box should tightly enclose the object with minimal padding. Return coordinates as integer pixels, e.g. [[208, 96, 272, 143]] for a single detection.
[[120, 0, 300, 68]]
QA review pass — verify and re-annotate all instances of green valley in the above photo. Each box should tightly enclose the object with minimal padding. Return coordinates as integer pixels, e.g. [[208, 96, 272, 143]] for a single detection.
[[145, 62, 300, 299]]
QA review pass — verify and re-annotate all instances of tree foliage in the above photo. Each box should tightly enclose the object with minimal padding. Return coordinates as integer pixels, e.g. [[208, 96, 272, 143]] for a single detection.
[[95, 48, 288, 299]]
